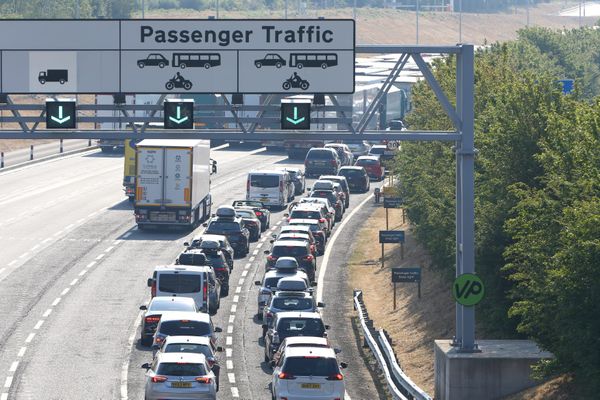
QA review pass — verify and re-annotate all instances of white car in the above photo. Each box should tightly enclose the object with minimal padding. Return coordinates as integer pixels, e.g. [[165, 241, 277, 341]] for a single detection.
[[271, 346, 347, 400], [143, 352, 217, 400]]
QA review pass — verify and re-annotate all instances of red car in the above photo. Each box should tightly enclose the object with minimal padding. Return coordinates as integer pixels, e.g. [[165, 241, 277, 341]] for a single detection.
[[355, 155, 385, 181]]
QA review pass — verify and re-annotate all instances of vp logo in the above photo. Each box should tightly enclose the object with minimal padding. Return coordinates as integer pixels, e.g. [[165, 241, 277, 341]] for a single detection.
[[453, 273, 485, 306]]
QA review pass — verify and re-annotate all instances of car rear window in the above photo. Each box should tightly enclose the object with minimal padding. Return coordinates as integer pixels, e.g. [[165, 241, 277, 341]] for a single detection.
[[164, 343, 212, 359], [290, 210, 322, 220], [157, 362, 207, 376], [236, 210, 255, 218], [369, 147, 385, 155], [264, 277, 282, 289], [178, 252, 208, 266], [357, 159, 378, 165], [340, 169, 363, 176], [272, 297, 313, 311], [149, 299, 196, 312], [159, 321, 211, 336], [277, 318, 325, 337], [306, 149, 334, 159], [272, 245, 309, 257], [282, 356, 339, 377], [207, 221, 240, 232], [250, 175, 280, 188], [158, 274, 202, 293]]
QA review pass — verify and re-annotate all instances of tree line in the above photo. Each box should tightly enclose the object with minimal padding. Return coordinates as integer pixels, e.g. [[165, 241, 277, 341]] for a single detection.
[[394, 27, 600, 394]]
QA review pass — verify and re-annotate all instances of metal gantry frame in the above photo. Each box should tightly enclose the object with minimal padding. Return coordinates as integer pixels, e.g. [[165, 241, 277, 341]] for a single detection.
[[0, 44, 477, 351]]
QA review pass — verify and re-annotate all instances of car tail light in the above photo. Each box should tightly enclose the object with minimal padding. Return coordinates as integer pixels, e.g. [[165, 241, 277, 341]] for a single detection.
[[247, 179, 250, 192], [278, 372, 295, 380], [255, 211, 263, 217], [326, 373, 344, 381], [145, 316, 160, 324], [267, 255, 277, 262], [151, 282, 156, 298], [195, 377, 212, 384], [266, 311, 273, 318], [151, 375, 168, 383], [319, 218, 325, 223], [203, 282, 208, 303], [302, 255, 314, 262]]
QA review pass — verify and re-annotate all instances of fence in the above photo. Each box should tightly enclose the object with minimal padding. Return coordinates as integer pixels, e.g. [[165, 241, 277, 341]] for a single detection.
[[353, 289, 432, 400]]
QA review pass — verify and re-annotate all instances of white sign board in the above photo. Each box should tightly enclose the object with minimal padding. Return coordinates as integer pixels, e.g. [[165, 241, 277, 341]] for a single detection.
[[0, 19, 355, 94]]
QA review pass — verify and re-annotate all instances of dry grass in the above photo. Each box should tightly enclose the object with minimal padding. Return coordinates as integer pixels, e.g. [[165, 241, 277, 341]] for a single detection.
[[503, 375, 576, 400]]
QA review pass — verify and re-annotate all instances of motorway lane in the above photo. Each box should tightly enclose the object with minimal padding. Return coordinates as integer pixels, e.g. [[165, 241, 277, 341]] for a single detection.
[[0, 146, 290, 399]]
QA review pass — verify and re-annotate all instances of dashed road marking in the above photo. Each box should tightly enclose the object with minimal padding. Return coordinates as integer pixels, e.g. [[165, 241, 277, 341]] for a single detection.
[[244, 262, 251, 269], [78, 269, 87, 277], [226, 360, 234, 370], [228, 373, 236, 384], [1, 392, 9, 400], [249, 256, 255, 262], [226, 348, 233, 357], [123, 232, 132, 238], [18, 252, 29, 259], [0, 268, 5, 275], [51, 297, 61, 306], [227, 325, 233, 334], [256, 243, 263, 249], [60, 288, 70, 296], [17, 347, 26, 358], [226, 336, 233, 345], [25, 333, 35, 343], [86, 261, 96, 269], [3, 377, 12, 389], [238, 278, 245, 285], [231, 387, 239, 397], [9, 361, 18, 372], [33, 320, 44, 330], [233, 295, 239, 303], [252, 249, 259, 256], [70, 278, 78, 286], [31, 244, 40, 251], [95, 253, 104, 260], [105, 246, 114, 252], [230, 304, 237, 313], [7, 260, 17, 266], [43, 308, 52, 317], [65, 224, 74, 230], [229, 315, 235, 324], [241, 270, 248, 277], [120, 311, 143, 400], [235, 286, 241, 294], [42, 238, 52, 244]]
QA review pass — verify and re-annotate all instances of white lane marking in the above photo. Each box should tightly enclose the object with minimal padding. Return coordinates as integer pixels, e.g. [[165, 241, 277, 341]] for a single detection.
[[249, 256, 255, 262], [227, 325, 233, 334], [65, 224, 74, 230], [120, 311, 143, 400], [256, 243, 263, 249], [226, 336, 233, 345], [226, 360, 234, 370], [43, 309, 52, 317], [52, 297, 61, 306], [33, 320, 44, 330], [123, 232, 132, 238], [95, 253, 104, 260], [42, 238, 52, 244], [1, 392, 9, 400], [70, 278, 78, 286], [60, 288, 70, 296], [9, 361, 18, 372], [53, 230, 63, 237], [86, 261, 96, 268], [226, 348, 233, 358], [113, 240, 122, 246], [88, 211, 97, 218], [235, 286, 241, 294], [231, 387, 239, 398], [229, 315, 235, 324], [241, 270, 248, 277], [78, 269, 87, 277], [259, 237, 266, 243], [17, 347, 26, 357], [230, 304, 237, 313], [0, 268, 5, 275], [7, 260, 17, 266], [105, 246, 114, 253], [244, 262, 251, 269], [18, 252, 29, 259], [31, 244, 40, 251], [276, 220, 282, 225], [25, 333, 35, 343], [252, 249, 259, 256], [233, 295, 239, 303], [77, 218, 85, 224], [3, 377, 12, 389], [317, 194, 373, 305], [238, 278, 245, 285], [228, 373, 236, 384]]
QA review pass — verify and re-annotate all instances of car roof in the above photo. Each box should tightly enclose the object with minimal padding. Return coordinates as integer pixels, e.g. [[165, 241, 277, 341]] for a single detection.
[[273, 290, 312, 298], [276, 311, 322, 319], [288, 219, 320, 225], [248, 169, 286, 176], [264, 269, 309, 279], [154, 264, 211, 273], [284, 346, 336, 359], [150, 296, 196, 306], [163, 335, 212, 346], [193, 234, 227, 242], [278, 233, 310, 239], [156, 352, 208, 365], [371, 144, 387, 149], [273, 240, 309, 247], [159, 311, 211, 323], [280, 225, 311, 232], [357, 155, 380, 161], [291, 204, 322, 211], [339, 166, 364, 170], [319, 175, 345, 181], [283, 336, 329, 347]]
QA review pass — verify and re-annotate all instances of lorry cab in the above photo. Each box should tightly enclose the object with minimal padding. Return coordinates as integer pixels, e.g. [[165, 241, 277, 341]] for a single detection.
[[148, 265, 212, 314], [246, 170, 294, 209]]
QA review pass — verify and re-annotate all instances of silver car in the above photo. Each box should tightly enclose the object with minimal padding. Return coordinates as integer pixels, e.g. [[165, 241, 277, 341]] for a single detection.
[[143, 352, 217, 400]]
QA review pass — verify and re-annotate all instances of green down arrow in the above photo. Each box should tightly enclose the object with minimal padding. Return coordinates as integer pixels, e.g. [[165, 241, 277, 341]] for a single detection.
[[286, 106, 305, 125], [169, 106, 189, 124], [50, 106, 71, 124]]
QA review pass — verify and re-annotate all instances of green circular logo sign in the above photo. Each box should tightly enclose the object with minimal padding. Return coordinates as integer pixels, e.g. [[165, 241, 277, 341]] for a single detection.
[[453, 273, 485, 306]]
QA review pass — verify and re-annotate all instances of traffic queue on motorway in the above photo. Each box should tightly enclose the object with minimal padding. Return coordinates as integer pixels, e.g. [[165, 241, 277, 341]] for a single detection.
[[136, 142, 391, 399]]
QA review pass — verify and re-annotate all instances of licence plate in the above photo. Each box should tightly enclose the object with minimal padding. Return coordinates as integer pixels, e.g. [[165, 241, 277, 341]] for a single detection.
[[150, 212, 175, 222], [301, 383, 321, 389], [260, 197, 269, 202], [171, 381, 192, 388]]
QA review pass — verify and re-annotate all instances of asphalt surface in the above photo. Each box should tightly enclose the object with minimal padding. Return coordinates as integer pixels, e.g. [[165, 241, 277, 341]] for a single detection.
[[0, 145, 382, 400]]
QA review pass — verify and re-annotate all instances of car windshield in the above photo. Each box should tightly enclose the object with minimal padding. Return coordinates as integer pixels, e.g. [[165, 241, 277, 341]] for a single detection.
[[307, 150, 334, 159], [233, 200, 263, 208], [272, 245, 309, 257], [159, 321, 211, 336], [282, 357, 339, 376], [277, 318, 325, 337], [290, 210, 322, 220], [164, 343, 212, 359], [357, 159, 378, 165], [207, 221, 240, 232], [369, 147, 385, 155], [250, 175, 280, 188], [157, 362, 207, 376], [158, 274, 201, 293], [149, 299, 196, 312], [272, 297, 313, 311]]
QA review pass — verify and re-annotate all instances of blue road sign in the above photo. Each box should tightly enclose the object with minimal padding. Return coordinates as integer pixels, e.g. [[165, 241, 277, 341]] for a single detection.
[[379, 230, 405, 244]]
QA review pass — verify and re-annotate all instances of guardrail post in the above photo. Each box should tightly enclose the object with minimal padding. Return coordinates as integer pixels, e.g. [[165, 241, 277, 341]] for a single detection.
[[1, 152, 4, 168], [60, 138, 63, 153], [88, 139, 92, 147], [30, 145, 33, 160]]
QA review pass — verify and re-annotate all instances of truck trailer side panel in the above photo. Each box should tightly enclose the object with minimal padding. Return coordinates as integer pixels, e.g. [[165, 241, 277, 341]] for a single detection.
[[136, 146, 165, 206]]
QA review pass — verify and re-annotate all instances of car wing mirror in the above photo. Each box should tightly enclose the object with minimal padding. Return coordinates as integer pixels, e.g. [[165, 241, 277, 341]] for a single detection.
[[324, 324, 330, 330], [202, 223, 208, 227], [311, 281, 318, 287], [254, 280, 261, 285], [271, 234, 277, 238], [334, 348, 342, 354], [139, 305, 147, 310], [269, 239, 274, 243], [283, 213, 289, 217], [214, 327, 223, 333], [317, 302, 325, 308], [263, 250, 270, 254], [261, 324, 268, 329], [141, 363, 150, 369], [183, 242, 189, 247], [146, 278, 153, 287], [340, 362, 348, 369], [216, 346, 224, 352]]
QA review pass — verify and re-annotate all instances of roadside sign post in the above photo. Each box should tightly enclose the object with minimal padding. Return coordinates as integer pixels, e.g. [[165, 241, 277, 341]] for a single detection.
[[392, 266, 422, 309], [383, 197, 404, 255], [379, 230, 405, 271]]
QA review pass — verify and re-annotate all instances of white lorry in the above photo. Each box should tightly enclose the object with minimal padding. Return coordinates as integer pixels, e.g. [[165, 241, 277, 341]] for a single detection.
[[134, 139, 215, 229]]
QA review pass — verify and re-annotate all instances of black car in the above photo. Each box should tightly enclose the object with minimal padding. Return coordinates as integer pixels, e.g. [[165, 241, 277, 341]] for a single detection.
[[319, 175, 351, 208], [304, 148, 340, 177], [338, 166, 370, 193], [264, 240, 316, 282], [184, 234, 234, 271], [234, 208, 262, 242], [263, 312, 327, 361], [204, 207, 250, 257], [254, 53, 286, 68], [232, 200, 271, 231]]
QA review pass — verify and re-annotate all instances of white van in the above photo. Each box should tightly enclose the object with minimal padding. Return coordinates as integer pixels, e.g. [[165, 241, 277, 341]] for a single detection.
[[246, 170, 294, 209], [148, 265, 213, 313]]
